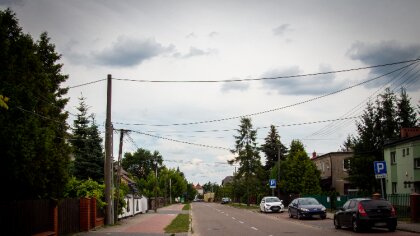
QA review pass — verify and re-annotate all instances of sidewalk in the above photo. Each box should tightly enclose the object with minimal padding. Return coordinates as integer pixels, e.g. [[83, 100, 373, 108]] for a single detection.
[[75, 204, 188, 236], [326, 212, 420, 233]]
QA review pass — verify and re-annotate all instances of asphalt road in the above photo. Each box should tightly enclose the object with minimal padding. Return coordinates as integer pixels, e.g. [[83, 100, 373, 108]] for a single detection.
[[191, 202, 417, 236]]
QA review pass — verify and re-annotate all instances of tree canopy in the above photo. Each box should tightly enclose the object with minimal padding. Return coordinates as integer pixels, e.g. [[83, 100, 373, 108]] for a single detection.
[[0, 9, 70, 200]]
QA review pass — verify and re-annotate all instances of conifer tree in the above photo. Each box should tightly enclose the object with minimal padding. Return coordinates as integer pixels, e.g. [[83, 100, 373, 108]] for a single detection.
[[70, 96, 104, 182], [229, 118, 262, 206]]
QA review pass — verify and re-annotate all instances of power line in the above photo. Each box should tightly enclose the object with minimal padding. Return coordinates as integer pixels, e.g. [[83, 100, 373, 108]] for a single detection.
[[307, 62, 420, 138], [128, 129, 231, 151], [112, 58, 420, 83], [68, 78, 107, 89], [114, 61, 418, 127]]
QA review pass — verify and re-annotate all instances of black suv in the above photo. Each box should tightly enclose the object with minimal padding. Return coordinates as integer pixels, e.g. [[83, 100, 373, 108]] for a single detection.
[[334, 198, 397, 232]]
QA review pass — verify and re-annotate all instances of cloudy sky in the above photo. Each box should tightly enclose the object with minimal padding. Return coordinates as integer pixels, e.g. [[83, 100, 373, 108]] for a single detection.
[[3, 0, 420, 185]]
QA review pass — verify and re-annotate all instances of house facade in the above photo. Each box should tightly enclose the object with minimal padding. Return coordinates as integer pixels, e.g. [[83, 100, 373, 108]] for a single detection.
[[384, 128, 420, 194], [311, 151, 353, 195]]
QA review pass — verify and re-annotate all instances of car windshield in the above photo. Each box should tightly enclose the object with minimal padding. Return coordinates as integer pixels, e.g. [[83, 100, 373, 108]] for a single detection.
[[299, 198, 319, 205], [265, 197, 281, 203]]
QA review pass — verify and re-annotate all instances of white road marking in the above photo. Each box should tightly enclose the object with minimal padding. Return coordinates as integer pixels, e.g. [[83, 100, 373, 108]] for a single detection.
[[239, 221, 244, 224], [251, 227, 258, 231], [232, 217, 236, 220]]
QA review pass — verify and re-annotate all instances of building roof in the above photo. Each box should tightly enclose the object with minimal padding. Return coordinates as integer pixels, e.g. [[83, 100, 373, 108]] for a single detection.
[[384, 134, 420, 147], [311, 151, 353, 160]]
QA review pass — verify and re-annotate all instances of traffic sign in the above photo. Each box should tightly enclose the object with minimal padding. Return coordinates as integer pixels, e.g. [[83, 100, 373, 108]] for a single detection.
[[269, 179, 276, 189], [374, 161, 387, 179]]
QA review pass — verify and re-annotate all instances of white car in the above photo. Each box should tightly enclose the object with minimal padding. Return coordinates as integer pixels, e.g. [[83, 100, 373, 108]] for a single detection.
[[260, 196, 284, 213]]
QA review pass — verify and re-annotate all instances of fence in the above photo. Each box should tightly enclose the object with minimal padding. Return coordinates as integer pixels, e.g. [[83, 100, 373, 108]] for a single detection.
[[303, 194, 411, 218], [0, 198, 104, 236], [387, 194, 410, 218], [0, 199, 53, 235]]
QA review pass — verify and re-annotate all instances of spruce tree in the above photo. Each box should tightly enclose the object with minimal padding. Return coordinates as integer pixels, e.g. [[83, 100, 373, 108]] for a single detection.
[[261, 125, 287, 171], [229, 117, 262, 206], [70, 96, 104, 182], [397, 88, 418, 128]]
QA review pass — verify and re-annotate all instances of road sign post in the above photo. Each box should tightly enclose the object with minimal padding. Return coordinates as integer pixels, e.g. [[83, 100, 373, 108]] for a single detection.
[[374, 161, 387, 198], [269, 179, 276, 195]]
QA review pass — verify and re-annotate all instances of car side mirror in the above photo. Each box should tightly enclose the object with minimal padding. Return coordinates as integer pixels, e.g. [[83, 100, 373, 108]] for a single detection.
[[261, 200, 265, 203]]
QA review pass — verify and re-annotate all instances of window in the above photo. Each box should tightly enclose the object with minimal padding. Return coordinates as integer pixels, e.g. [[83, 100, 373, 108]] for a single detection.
[[391, 151, 396, 164], [403, 149, 406, 157], [343, 159, 350, 171], [415, 158, 420, 169], [392, 182, 397, 194], [342, 201, 350, 210], [348, 200, 356, 209], [407, 148, 410, 156]]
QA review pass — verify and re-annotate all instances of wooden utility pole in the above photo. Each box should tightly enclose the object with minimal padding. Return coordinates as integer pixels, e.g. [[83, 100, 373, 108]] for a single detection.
[[114, 129, 127, 222], [105, 74, 113, 225]]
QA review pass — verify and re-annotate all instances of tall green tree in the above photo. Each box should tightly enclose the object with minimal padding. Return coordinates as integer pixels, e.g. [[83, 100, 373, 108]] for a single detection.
[[349, 88, 418, 193], [0, 9, 70, 200], [122, 148, 163, 180], [229, 117, 263, 206], [261, 125, 287, 170], [278, 140, 321, 194], [70, 96, 104, 182], [397, 88, 418, 128]]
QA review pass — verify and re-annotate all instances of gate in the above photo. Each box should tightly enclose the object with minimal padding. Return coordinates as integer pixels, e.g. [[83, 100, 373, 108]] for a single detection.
[[58, 198, 80, 235]]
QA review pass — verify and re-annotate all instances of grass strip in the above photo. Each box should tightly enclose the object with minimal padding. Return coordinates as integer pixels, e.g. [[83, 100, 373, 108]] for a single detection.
[[164, 213, 190, 233], [182, 203, 191, 210]]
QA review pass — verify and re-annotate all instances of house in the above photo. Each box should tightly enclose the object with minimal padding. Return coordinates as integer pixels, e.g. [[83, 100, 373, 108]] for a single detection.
[[221, 176, 234, 186], [311, 151, 353, 195], [384, 128, 420, 194], [193, 183, 204, 195]]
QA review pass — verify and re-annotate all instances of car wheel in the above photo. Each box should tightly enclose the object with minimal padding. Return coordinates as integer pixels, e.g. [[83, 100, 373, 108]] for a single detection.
[[334, 217, 341, 229], [352, 219, 360, 232], [288, 209, 293, 218], [321, 214, 326, 220], [297, 212, 302, 220], [388, 224, 396, 232]]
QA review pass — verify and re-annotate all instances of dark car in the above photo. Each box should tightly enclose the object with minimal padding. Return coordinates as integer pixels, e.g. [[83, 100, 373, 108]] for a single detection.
[[288, 197, 326, 219], [334, 198, 397, 232]]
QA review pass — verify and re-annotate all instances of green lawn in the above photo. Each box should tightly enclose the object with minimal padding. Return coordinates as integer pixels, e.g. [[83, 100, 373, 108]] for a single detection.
[[164, 214, 190, 233], [182, 203, 191, 210]]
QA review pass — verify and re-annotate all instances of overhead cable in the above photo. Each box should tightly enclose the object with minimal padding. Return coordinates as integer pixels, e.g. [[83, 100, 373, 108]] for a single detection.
[[114, 61, 418, 127], [112, 58, 420, 83]]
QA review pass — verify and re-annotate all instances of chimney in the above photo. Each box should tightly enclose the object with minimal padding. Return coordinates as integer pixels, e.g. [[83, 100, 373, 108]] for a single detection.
[[312, 151, 317, 159]]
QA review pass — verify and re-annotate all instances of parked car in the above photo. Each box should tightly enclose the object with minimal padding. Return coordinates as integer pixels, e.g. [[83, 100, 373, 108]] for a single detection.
[[260, 196, 284, 213], [333, 198, 397, 232], [288, 197, 326, 219], [221, 197, 231, 204]]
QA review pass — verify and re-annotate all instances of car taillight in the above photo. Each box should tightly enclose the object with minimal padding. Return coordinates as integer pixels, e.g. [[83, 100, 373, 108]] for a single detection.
[[358, 203, 367, 217], [391, 205, 396, 217]]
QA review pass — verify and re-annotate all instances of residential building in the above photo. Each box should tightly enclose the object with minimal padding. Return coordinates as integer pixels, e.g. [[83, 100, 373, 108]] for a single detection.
[[221, 176, 233, 186], [193, 183, 204, 195], [311, 151, 353, 195], [384, 128, 420, 194]]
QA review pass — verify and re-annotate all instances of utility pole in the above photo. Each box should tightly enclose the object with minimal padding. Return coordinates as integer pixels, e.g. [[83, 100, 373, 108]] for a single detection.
[[105, 74, 113, 225], [277, 144, 280, 196], [115, 129, 127, 222], [154, 156, 158, 212], [169, 178, 172, 204]]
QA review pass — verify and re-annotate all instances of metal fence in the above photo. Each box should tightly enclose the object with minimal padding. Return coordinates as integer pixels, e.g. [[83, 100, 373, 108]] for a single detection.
[[386, 194, 410, 218], [303, 194, 411, 218]]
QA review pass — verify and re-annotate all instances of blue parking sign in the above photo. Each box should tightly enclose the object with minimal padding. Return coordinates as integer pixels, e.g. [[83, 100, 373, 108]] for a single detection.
[[269, 179, 276, 189], [374, 161, 387, 174]]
